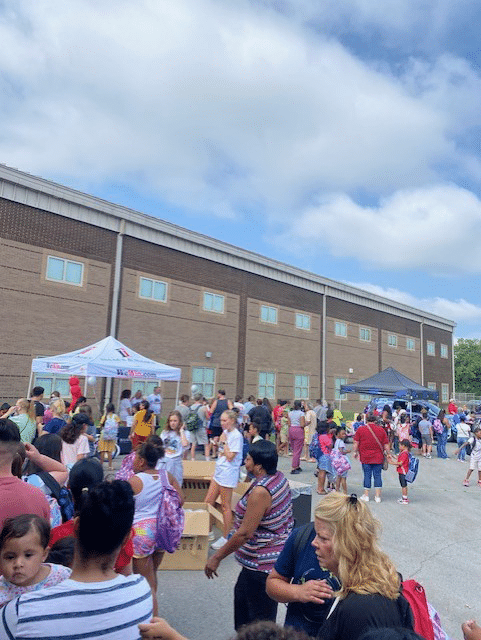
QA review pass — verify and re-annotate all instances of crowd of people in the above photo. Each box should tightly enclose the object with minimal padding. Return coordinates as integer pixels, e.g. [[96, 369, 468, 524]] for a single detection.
[[0, 384, 478, 640]]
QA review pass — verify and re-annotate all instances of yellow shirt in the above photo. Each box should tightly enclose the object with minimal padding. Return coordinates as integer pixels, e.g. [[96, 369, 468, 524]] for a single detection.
[[133, 409, 155, 437]]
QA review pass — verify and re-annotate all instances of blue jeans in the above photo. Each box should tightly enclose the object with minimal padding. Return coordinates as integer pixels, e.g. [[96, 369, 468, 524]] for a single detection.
[[436, 431, 448, 458], [362, 463, 383, 488], [457, 437, 468, 460]]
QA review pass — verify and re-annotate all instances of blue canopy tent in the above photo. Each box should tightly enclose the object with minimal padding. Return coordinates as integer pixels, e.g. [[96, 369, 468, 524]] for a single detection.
[[340, 366, 439, 402]]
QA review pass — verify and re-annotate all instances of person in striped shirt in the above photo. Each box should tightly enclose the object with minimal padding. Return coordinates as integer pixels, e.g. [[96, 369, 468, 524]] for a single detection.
[[0, 480, 152, 640]]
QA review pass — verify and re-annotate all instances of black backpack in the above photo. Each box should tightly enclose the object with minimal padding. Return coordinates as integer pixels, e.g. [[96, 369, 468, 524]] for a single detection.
[[38, 472, 75, 523]]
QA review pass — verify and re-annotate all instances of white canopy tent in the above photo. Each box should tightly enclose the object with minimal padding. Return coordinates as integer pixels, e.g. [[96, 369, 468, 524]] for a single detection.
[[30, 335, 182, 405]]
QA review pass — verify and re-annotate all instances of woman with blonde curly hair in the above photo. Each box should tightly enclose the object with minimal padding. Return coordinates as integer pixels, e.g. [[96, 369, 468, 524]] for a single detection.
[[313, 492, 414, 640]]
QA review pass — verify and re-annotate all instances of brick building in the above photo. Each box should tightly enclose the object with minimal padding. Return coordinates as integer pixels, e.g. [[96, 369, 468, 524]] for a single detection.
[[0, 164, 455, 415]]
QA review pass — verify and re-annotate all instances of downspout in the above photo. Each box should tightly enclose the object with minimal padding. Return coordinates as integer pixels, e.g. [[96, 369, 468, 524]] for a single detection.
[[322, 288, 327, 403], [452, 332, 456, 400], [105, 219, 125, 404], [420, 321, 424, 386]]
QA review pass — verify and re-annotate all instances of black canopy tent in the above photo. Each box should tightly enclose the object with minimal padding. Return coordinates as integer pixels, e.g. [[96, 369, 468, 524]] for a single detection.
[[340, 366, 439, 402]]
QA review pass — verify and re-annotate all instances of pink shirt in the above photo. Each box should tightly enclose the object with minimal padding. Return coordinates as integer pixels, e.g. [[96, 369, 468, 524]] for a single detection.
[[61, 434, 90, 466]]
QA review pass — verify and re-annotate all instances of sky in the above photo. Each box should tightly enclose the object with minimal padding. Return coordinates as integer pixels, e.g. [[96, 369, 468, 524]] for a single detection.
[[1, 0, 481, 338]]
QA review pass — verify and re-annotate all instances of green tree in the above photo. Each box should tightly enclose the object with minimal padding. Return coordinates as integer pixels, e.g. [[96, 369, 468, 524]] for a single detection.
[[454, 338, 481, 395]]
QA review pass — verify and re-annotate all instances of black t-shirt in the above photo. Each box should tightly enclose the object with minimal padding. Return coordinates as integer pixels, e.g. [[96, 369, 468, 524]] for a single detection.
[[248, 405, 272, 432], [33, 401, 45, 418], [318, 592, 414, 640]]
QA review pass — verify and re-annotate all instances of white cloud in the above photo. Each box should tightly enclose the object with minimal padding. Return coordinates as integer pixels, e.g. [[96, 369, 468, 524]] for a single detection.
[[345, 281, 481, 337], [279, 184, 481, 273], [0, 0, 479, 222]]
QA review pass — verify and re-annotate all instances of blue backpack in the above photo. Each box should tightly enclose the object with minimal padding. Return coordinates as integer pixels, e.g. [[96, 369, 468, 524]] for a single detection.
[[309, 433, 321, 459], [405, 454, 419, 484]]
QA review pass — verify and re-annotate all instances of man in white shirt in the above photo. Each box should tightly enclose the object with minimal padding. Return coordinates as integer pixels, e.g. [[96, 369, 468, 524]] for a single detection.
[[147, 386, 162, 425]]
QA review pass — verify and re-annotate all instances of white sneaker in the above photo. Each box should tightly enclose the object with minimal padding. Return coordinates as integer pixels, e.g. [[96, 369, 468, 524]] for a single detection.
[[374, 496, 381, 503], [211, 536, 227, 550], [359, 494, 369, 502], [208, 530, 215, 541]]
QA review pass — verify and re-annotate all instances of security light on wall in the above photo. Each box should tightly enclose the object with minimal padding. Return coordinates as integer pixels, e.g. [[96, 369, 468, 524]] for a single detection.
[[205, 352, 212, 358], [349, 368, 353, 374]]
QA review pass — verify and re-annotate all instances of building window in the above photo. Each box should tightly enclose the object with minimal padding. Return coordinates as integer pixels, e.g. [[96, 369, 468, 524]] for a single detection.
[[260, 305, 278, 324], [131, 381, 162, 397], [440, 344, 448, 358], [359, 327, 371, 342], [46, 256, 83, 286], [258, 371, 276, 398], [427, 382, 436, 391], [335, 322, 347, 337], [406, 338, 415, 351], [335, 377, 347, 401], [360, 393, 371, 401], [294, 375, 309, 399], [33, 374, 71, 398], [441, 383, 449, 403], [427, 341, 435, 356], [388, 334, 397, 348], [139, 277, 168, 302], [203, 292, 225, 314], [192, 367, 216, 398], [295, 313, 311, 330]]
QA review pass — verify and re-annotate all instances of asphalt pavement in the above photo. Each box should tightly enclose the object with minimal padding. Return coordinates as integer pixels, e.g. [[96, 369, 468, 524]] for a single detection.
[[145, 443, 479, 640]]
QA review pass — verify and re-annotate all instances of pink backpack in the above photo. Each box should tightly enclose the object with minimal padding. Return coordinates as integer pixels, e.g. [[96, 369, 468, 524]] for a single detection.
[[154, 470, 184, 553], [330, 449, 351, 475]]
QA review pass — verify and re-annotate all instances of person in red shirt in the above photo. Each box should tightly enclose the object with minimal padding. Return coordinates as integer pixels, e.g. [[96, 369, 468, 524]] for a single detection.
[[352, 413, 389, 504], [448, 399, 458, 415], [388, 439, 411, 505], [50, 458, 133, 574], [0, 419, 50, 530]]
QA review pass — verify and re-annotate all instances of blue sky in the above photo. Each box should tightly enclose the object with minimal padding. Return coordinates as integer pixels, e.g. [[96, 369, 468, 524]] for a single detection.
[[1, 0, 481, 338]]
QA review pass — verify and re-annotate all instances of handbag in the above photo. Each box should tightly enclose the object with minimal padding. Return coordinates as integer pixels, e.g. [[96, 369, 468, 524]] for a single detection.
[[366, 424, 389, 470]]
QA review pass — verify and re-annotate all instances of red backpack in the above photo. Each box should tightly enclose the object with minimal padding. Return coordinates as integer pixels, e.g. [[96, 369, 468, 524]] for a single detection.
[[402, 580, 434, 640]]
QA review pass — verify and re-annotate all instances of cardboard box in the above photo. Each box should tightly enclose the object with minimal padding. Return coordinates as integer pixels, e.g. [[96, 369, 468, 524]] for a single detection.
[[182, 461, 216, 501], [160, 502, 223, 571]]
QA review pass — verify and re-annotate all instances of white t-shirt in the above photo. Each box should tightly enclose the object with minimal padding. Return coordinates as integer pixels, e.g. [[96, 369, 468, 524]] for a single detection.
[[61, 434, 90, 466], [334, 438, 346, 452], [0, 573, 152, 640], [214, 428, 243, 488], [147, 393, 162, 414], [119, 398, 132, 421], [457, 422, 471, 438], [160, 431, 183, 459], [468, 435, 481, 459]]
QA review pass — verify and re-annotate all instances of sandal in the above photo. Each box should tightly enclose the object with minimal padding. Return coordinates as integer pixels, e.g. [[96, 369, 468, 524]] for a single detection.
[[463, 480, 469, 487], [317, 490, 328, 495]]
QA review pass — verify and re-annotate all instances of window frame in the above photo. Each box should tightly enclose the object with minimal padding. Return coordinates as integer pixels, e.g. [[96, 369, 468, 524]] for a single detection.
[[260, 305, 278, 325], [440, 344, 448, 359], [359, 327, 371, 342], [426, 341, 435, 356], [258, 371, 276, 399], [139, 276, 168, 303], [335, 321, 347, 338], [388, 334, 398, 348], [335, 377, 347, 401], [294, 374, 309, 399], [441, 383, 449, 403], [191, 366, 216, 398], [295, 313, 311, 331], [406, 338, 415, 351], [203, 291, 225, 314], [46, 255, 84, 287], [427, 382, 437, 391]]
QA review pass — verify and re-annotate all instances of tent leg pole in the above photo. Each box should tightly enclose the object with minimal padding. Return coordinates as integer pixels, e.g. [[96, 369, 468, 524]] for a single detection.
[[175, 380, 180, 407], [84, 377, 88, 398], [105, 377, 113, 409], [27, 371, 34, 398]]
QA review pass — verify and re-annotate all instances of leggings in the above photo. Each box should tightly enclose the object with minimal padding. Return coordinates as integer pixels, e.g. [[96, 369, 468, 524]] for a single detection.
[[289, 426, 305, 468]]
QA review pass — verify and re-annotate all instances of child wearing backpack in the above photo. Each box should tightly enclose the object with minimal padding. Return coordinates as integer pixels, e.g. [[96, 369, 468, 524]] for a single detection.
[[160, 411, 184, 486], [332, 426, 351, 494], [316, 423, 333, 495], [388, 439, 412, 504], [98, 403, 120, 471]]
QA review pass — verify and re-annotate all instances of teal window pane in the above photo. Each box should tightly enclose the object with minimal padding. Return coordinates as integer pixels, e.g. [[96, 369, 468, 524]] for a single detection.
[[65, 261, 83, 284], [46, 257, 64, 281], [140, 278, 153, 298], [153, 281, 167, 301]]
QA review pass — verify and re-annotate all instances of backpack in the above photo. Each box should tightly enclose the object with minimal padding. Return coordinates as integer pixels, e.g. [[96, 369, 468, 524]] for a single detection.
[[405, 453, 419, 484], [154, 469, 185, 553], [38, 472, 75, 523], [185, 406, 203, 432], [432, 419, 443, 435], [330, 448, 351, 475], [401, 580, 435, 640], [309, 433, 321, 459], [102, 415, 118, 441], [241, 437, 250, 465]]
